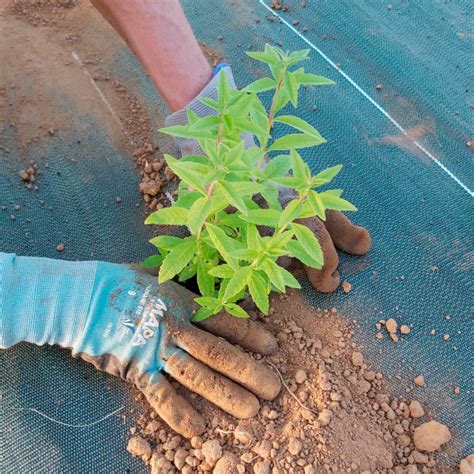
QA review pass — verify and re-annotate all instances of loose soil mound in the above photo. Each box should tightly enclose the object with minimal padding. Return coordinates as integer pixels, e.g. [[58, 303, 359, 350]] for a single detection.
[[128, 289, 452, 473]]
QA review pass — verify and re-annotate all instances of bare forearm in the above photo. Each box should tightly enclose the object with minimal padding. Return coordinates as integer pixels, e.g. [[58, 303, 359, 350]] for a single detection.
[[91, 0, 212, 111]]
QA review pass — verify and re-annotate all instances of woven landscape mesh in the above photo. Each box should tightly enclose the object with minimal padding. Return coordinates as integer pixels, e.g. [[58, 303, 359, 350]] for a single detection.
[[1, 0, 472, 471]]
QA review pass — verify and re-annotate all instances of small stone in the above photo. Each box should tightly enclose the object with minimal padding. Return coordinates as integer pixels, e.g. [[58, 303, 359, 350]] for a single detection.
[[351, 351, 364, 367], [459, 454, 474, 474], [304, 466, 315, 474], [397, 434, 411, 447], [253, 460, 271, 474], [413, 375, 425, 386], [202, 439, 222, 467], [267, 410, 279, 420], [376, 332, 384, 340], [443, 334, 450, 341], [375, 83, 384, 91], [190, 436, 203, 449], [56, 243, 65, 252], [234, 422, 254, 445], [342, 280, 352, 293], [127, 436, 151, 461], [409, 400, 425, 418], [318, 409, 333, 427], [454, 386, 461, 395], [150, 454, 173, 474], [288, 437, 303, 455], [174, 448, 188, 470], [295, 369, 308, 384], [413, 421, 451, 452], [115, 196, 122, 203], [253, 440, 272, 459], [412, 450, 429, 464], [214, 453, 239, 474], [400, 325, 411, 335], [386, 318, 398, 334]]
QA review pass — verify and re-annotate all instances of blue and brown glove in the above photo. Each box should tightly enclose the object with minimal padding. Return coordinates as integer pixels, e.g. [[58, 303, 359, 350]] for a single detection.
[[0, 252, 280, 437]]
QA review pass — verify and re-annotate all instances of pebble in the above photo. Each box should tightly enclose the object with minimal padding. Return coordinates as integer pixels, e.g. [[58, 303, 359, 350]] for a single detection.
[[295, 369, 308, 384], [253, 460, 271, 474], [386, 319, 398, 334], [214, 453, 239, 474], [351, 351, 364, 367], [201, 439, 222, 467], [288, 437, 302, 455], [253, 440, 272, 459], [459, 454, 474, 474], [235, 422, 254, 445], [56, 243, 65, 252], [413, 421, 451, 452], [342, 280, 352, 293], [127, 436, 151, 461], [318, 409, 333, 427], [409, 400, 425, 418], [150, 454, 173, 473], [400, 325, 410, 335], [413, 375, 425, 386]]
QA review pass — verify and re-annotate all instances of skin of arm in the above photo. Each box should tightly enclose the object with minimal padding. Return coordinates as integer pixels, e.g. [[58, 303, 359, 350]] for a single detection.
[[90, 0, 213, 112]]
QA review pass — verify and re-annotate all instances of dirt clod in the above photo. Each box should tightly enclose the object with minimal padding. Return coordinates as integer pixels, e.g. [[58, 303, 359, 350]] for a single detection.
[[409, 400, 425, 418], [127, 435, 152, 461], [202, 439, 222, 467], [56, 243, 65, 252], [386, 318, 398, 334], [400, 324, 411, 335], [342, 280, 352, 293], [459, 454, 474, 474], [413, 421, 451, 452], [413, 375, 425, 386]]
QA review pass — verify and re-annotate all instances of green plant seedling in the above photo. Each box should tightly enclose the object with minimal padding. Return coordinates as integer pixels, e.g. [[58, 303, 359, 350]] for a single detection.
[[144, 44, 357, 321]]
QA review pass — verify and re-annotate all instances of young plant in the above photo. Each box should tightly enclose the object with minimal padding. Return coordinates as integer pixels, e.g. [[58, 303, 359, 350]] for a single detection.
[[144, 44, 357, 321]]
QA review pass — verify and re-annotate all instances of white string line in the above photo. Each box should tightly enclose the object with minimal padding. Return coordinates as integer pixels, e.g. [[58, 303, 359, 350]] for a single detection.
[[258, 0, 473, 198], [11, 405, 124, 428], [71, 51, 136, 149]]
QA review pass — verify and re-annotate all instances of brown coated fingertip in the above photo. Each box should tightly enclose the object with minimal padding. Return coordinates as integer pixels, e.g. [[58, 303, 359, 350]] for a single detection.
[[197, 313, 278, 356], [142, 379, 205, 438], [349, 227, 372, 255], [305, 266, 341, 293]]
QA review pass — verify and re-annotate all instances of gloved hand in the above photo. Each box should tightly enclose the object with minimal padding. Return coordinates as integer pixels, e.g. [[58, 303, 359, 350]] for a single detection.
[[165, 65, 371, 293], [0, 253, 281, 438]]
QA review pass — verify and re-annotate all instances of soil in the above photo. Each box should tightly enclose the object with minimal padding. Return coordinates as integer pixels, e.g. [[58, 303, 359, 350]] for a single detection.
[[127, 288, 454, 473]]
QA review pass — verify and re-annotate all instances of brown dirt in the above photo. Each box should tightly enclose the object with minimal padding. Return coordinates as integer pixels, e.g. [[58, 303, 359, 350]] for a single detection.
[[128, 289, 451, 473], [3, 0, 178, 213]]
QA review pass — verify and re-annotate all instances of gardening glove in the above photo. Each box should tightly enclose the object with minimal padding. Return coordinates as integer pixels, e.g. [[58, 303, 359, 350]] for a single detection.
[[0, 252, 281, 438], [165, 64, 371, 293]]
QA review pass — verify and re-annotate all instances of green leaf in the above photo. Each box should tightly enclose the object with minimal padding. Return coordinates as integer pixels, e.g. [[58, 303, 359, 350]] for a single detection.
[[197, 96, 220, 110], [224, 303, 250, 318], [246, 224, 261, 251], [249, 271, 270, 314], [261, 258, 285, 292], [274, 115, 324, 141], [208, 264, 235, 278], [141, 254, 163, 269], [244, 77, 276, 93], [164, 155, 207, 194], [279, 199, 303, 228], [192, 307, 215, 322], [197, 260, 215, 297], [158, 238, 196, 283], [218, 182, 248, 214], [240, 208, 281, 227], [206, 223, 243, 268], [246, 51, 278, 65], [188, 197, 214, 233], [293, 70, 335, 86], [319, 190, 357, 212], [217, 69, 231, 106], [290, 149, 310, 182], [178, 263, 197, 282], [260, 186, 282, 211], [292, 222, 324, 265], [287, 240, 322, 269], [145, 207, 189, 225], [174, 190, 201, 209], [278, 266, 301, 289], [268, 133, 325, 151], [235, 118, 269, 138], [307, 190, 326, 219], [160, 124, 214, 140], [312, 164, 342, 187], [230, 248, 260, 260], [149, 235, 183, 250], [284, 70, 299, 107], [223, 266, 252, 301], [263, 155, 292, 179], [189, 115, 220, 131]]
